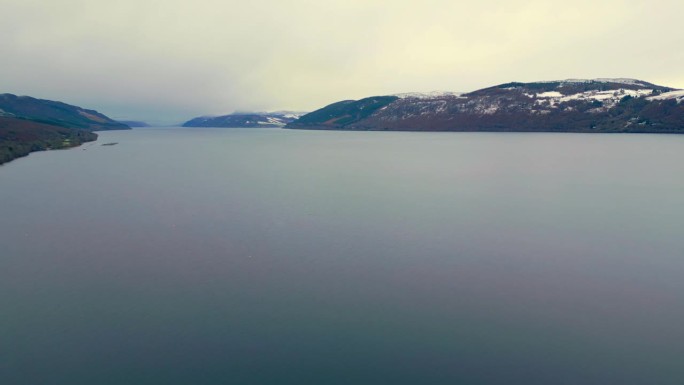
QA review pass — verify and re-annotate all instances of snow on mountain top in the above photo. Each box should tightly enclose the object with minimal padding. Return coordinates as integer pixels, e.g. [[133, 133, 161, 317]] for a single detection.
[[243, 111, 306, 118], [534, 78, 648, 87], [647, 90, 684, 102], [394, 91, 464, 99], [592, 78, 647, 86], [271, 111, 307, 119], [199, 111, 306, 119]]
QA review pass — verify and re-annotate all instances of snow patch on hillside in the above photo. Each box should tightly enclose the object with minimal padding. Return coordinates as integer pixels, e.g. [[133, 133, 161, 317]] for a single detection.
[[647, 90, 684, 103], [263, 116, 287, 125], [532, 88, 654, 112]]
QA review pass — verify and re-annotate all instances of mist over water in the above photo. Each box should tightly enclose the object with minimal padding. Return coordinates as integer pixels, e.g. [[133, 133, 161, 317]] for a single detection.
[[1, 128, 683, 384]]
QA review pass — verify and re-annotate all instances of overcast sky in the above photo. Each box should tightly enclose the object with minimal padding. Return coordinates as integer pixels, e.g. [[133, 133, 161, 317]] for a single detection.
[[1, 0, 683, 124]]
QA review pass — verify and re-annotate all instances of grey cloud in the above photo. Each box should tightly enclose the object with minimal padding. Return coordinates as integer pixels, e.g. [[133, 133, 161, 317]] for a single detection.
[[1, 0, 682, 124]]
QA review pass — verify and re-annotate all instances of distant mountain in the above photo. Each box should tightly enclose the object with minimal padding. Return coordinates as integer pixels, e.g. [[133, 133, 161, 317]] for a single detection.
[[0, 94, 129, 165], [287, 79, 684, 133], [118, 120, 150, 127], [183, 112, 305, 128]]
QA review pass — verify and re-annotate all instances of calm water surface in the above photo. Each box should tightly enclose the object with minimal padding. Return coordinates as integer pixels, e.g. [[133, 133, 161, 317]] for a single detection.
[[1, 128, 683, 384]]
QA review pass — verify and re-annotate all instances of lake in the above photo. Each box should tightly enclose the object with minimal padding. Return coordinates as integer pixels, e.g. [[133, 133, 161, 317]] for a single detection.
[[1, 127, 683, 384]]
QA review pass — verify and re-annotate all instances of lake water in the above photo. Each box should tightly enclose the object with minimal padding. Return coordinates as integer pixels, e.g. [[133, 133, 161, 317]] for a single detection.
[[1, 127, 684, 384]]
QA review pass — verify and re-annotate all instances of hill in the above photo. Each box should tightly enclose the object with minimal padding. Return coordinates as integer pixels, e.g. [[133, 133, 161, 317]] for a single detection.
[[286, 79, 684, 133], [0, 94, 130, 131], [0, 94, 129, 165], [183, 112, 304, 128], [0, 117, 98, 164]]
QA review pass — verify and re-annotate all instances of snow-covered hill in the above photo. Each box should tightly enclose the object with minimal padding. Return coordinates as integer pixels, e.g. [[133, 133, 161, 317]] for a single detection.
[[287, 79, 684, 133], [183, 111, 306, 128]]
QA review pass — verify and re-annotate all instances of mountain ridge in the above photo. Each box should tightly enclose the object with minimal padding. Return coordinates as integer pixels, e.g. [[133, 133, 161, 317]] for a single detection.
[[0, 93, 130, 131], [286, 79, 684, 133]]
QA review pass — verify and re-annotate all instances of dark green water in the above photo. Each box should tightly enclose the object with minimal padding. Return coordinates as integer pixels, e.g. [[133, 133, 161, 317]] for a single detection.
[[1, 128, 683, 384]]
